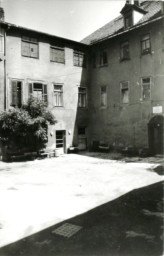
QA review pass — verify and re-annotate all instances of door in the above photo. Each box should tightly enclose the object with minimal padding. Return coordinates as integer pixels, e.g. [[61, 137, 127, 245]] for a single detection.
[[56, 130, 65, 154], [78, 127, 87, 150], [148, 116, 164, 155]]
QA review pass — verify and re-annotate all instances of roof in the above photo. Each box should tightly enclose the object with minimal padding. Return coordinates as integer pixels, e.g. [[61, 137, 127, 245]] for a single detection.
[[0, 21, 87, 48], [81, 1, 163, 45]]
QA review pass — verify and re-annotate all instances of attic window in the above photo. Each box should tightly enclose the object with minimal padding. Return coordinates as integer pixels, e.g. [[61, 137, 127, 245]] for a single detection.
[[124, 13, 133, 29]]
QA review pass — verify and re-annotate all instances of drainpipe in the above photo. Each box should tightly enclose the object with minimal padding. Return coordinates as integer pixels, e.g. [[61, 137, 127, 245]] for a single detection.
[[4, 29, 6, 110]]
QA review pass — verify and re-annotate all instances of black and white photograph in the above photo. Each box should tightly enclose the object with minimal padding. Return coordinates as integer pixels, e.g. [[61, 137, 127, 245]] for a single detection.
[[0, 0, 163, 255]]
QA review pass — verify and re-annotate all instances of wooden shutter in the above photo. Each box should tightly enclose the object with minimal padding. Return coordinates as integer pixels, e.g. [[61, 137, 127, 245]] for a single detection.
[[43, 84, 48, 103], [28, 83, 33, 98], [11, 80, 17, 106]]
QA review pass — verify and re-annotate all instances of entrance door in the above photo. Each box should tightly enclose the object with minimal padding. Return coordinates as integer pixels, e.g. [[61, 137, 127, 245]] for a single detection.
[[56, 130, 65, 154], [78, 127, 87, 150], [148, 116, 164, 155]]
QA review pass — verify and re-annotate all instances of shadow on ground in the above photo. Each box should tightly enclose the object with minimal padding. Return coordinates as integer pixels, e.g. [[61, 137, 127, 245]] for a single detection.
[[0, 181, 163, 256]]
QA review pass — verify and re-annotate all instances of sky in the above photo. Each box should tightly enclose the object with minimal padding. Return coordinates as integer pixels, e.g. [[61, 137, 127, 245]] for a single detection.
[[1, 0, 125, 41]]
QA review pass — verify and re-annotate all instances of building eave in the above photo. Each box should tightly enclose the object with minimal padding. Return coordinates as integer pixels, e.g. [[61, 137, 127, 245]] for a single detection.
[[0, 21, 88, 48], [90, 15, 164, 45]]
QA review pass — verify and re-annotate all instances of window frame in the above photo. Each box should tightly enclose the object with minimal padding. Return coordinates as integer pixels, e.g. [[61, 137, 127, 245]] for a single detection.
[[50, 45, 65, 64], [10, 79, 23, 108], [99, 49, 108, 67], [120, 81, 129, 104], [120, 40, 130, 61], [21, 36, 39, 59], [28, 82, 48, 104], [141, 77, 151, 101], [124, 11, 133, 29], [73, 50, 86, 68], [78, 86, 87, 108], [100, 85, 107, 108], [53, 83, 64, 107], [141, 33, 151, 55]]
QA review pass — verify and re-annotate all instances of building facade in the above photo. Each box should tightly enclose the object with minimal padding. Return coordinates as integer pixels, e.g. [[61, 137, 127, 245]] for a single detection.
[[0, 0, 164, 156]]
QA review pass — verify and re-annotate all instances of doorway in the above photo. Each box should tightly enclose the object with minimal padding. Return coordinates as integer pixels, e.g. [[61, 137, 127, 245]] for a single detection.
[[56, 130, 66, 154], [78, 127, 87, 150], [148, 115, 164, 155]]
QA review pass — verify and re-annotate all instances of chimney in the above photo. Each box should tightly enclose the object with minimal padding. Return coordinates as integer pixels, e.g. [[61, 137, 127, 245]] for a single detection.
[[0, 7, 4, 21]]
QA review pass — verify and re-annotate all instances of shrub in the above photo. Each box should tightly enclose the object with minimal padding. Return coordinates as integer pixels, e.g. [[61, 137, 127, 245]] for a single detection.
[[0, 97, 56, 154]]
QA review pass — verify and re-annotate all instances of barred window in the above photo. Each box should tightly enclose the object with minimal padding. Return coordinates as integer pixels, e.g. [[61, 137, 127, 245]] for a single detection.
[[74, 51, 86, 67], [78, 87, 87, 108], [22, 36, 39, 58], [50, 46, 65, 63], [54, 84, 63, 106], [142, 77, 151, 101]]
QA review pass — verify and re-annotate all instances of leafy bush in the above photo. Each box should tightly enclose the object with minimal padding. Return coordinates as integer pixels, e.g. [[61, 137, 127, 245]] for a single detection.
[[0, 97, 56, 154]]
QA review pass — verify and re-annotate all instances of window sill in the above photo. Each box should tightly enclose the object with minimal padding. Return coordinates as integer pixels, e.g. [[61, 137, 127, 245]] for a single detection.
[[50, 61, 65, 64], [141, 50, 151, 56], [99, 64, 108, 68], [120, 58, 130, 62], [78, 107, 87, 109], [54, 106, 64, 108], [22, 55, 39, 59], [74, 64, 86, 68]]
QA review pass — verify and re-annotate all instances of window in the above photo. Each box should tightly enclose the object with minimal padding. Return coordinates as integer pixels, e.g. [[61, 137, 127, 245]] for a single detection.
[[29, 83, 47, 103], [141, 34, 151, 54], [124, 13, 133, 29], [54, 84, 63, 106], [22, 36, 39, 58], [78, 87, 87, 108], [73, 50, 86, 67], [100, 86, 107, 107], [10, 80, 22, 108], [120, 41, 130, 60], [50, 46, 65, 63], [100, 50, 108, 66], [120, 81, 129, 104], [142, 77, 151, 101]]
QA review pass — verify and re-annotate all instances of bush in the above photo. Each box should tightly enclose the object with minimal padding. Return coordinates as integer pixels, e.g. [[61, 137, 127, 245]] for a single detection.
[[0, 97, 56, 154]]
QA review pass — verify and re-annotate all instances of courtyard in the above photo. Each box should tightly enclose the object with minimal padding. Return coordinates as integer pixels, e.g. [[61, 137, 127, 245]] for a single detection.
[[0, 153, 163, 254]]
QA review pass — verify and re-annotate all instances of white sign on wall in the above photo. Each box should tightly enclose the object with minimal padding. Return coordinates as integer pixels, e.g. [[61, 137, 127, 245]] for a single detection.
[[152, 106, 163, 114]]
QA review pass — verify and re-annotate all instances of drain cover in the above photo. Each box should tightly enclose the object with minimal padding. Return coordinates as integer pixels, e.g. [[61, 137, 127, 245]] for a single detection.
[[52, 223, 82, 238]]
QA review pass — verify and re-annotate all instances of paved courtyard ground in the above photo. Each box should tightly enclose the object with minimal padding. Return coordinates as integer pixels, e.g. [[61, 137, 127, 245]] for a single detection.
[[0, 153, 163, 253]]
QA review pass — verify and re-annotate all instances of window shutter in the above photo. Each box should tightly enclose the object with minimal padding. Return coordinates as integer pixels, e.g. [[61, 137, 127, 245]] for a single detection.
[[11, 80, 17, 106], [28, 83, 33, 98], [43, 84, 48, 103]]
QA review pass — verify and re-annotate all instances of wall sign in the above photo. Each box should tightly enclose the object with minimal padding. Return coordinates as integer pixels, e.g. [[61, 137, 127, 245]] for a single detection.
[[152, 106, 163, 114]]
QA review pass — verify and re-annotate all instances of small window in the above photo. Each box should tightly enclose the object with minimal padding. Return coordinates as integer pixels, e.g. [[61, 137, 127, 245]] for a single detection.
[[78, 87, 87, 108], [100, 50, 108, 66], [22, 36, 39, 58], [124, 13, 133, 29], [141, 34, 151, 55], [10, 80, 22, 108], [120, 81, 129, 104], [100, 86, 107, 107], [50, 46, 65, 63], [29, 83, 47, 103], [142, 77, 151, 101], [73, 50, 86, 67], [120, 41, 130, 60], [78, 127, 86, 135], [54, 84, 63, 107]]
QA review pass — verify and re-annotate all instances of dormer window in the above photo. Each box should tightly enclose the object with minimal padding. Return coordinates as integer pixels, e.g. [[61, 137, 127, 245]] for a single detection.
[[124, 12, 133, 29]]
